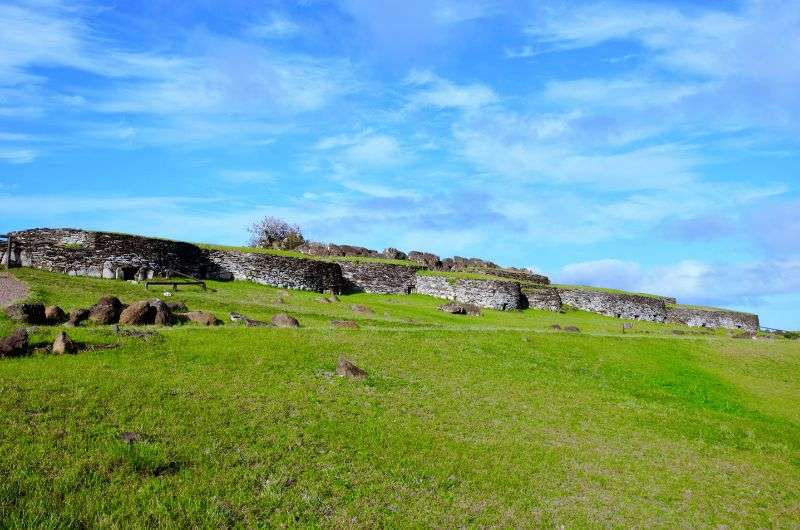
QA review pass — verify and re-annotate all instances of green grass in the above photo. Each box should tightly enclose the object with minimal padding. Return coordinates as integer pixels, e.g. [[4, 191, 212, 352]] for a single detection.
[[553, 283, 671, 299], [415, 269, 517, 283], [198, 243, 418, 267], [1, 268, 799, 527], [668, 302, 758, 315]]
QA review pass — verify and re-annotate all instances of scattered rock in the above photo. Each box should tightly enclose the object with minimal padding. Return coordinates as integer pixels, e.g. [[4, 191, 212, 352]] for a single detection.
[[465, 305, 482, 316], [351, 304, 373, 314], [0, 328, 28, 357], [89, 296, 123, 325], [5, 303, 46, 325], [439, 302, 466, 315], [549, 324, 562, 330], [166, 301, 188, 313], [65, 308, 90, 327], [230, 312, 268, 327], [119, 300, 154, 326], [45, 305, 66, 324], [563, 326, 580, 333], [623, 323, 633, 330], [271, 313, 300, 328], [52, 331, 78, 355], [119, 431, 143, 444], [183, 311, 221, 326], [382, 247, 407, 260], [150, 299, 172, 326], [733, 331, 755, 339], [316, 297, 332, 304], [336, 356, 367, 379], [113, 325, 158, 339], [332, 320, 359, 329]]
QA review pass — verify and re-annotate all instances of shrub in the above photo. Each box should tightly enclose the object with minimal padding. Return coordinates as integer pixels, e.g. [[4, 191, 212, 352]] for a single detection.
[[247, 217, 304, 250]]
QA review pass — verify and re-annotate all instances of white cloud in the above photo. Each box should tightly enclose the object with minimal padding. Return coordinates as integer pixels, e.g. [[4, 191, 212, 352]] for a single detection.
[[406, 70, 498, 110], [504, 45, 536, 59], [247, 13, 300, 39], [557, 258, 800, 305], [315, 131, 406, 168], [0, 148, 36, 164]]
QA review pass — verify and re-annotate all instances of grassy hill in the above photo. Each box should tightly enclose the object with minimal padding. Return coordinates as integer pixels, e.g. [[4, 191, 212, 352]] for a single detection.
[[1, 268, 798, 527]]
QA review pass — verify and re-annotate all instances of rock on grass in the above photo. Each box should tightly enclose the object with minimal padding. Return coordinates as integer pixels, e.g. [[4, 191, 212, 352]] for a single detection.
[[52, 331, 78, 355], [5, 303, 46, 325], [271, 313, 300, 328], [184, 311, 221, 326], [0, 328, 28, 357], [89, 296, 123, 325], [336, 356, 367, 379], [45, 306, 66, 324], [331, 320, 359, 329]]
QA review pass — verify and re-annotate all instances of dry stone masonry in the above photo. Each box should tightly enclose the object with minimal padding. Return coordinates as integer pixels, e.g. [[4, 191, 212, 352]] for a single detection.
[[338, 261, 422, 294], [666, 306, 759, 332], [4, 227, 759, 330], [557, 289, 669, 323], [414, 275, 523, 310]]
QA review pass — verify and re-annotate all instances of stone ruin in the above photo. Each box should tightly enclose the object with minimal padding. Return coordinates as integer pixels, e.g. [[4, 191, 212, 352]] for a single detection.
[[2, 228, 759, 332]]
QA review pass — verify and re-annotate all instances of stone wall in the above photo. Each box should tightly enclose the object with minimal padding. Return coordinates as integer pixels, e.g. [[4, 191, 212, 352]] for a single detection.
[[666, 307, 759, 332], [485, 268, 550, 285], [414, 275, 523, 310], [557, 288, 668, 322], [8, 228, 344, 292], [337, 262, 422, 294], [203, 250, 344, 292], [521, 286, 562, 311], [7, 228, 208, 280]]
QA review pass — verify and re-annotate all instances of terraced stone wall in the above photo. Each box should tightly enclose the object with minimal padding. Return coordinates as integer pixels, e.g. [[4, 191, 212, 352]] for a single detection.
[[666, 307, 759, 332], [337, 262, 423, 294], [414, 275, 523, 310], [203, 250, 344, 292], [557, 288, 668, 322], [521, 286, 562, 311]]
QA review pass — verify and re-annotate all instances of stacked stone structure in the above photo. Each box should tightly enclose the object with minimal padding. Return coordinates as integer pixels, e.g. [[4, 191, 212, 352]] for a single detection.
[[3, 227, 759, 329]]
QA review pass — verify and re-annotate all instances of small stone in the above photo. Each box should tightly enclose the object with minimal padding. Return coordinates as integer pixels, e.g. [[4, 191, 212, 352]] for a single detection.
[[119, 300, 154, 325], [331, 320, 359, 329], [0, 328, 29, 357], [563, 326, 580, 333], [316, 297, 331, 304], [439, 302, 466, 315], [150, 299, 172, 326], [271, 313, 300, 328], [66, 308, 90, 327], [45, 306, 66, 324], [183, 311, 220, 326], [52, 331, 78, 355], [335, 356, 367, 379], [549, 324, 562, 330], [119, 431, 142, 444], [89, 296, 123, 325], [166, 301, 188, 313], [5, 303, 46, 325], [350, 304, 372, 314]]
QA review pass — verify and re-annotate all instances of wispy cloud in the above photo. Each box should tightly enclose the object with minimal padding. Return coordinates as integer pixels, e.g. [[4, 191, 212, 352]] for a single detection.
[[0, 148, 36, 164], [406, 70, 498, 110], [247, 13, 300, 39]]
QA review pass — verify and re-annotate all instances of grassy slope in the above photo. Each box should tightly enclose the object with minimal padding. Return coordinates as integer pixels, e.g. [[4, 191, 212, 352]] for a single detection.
[[1, 268, 798, 527]]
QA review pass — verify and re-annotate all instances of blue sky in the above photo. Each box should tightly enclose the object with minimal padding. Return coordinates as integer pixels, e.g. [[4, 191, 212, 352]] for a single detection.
[[1, 0, 799, 328]]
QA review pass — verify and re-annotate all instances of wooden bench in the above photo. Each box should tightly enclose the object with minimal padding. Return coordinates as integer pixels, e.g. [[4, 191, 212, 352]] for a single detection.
[[145, 280, 206, 291]]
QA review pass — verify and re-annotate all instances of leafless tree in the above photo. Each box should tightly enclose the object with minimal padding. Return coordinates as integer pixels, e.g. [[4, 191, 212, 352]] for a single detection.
[[247, 216, 305, 249]]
